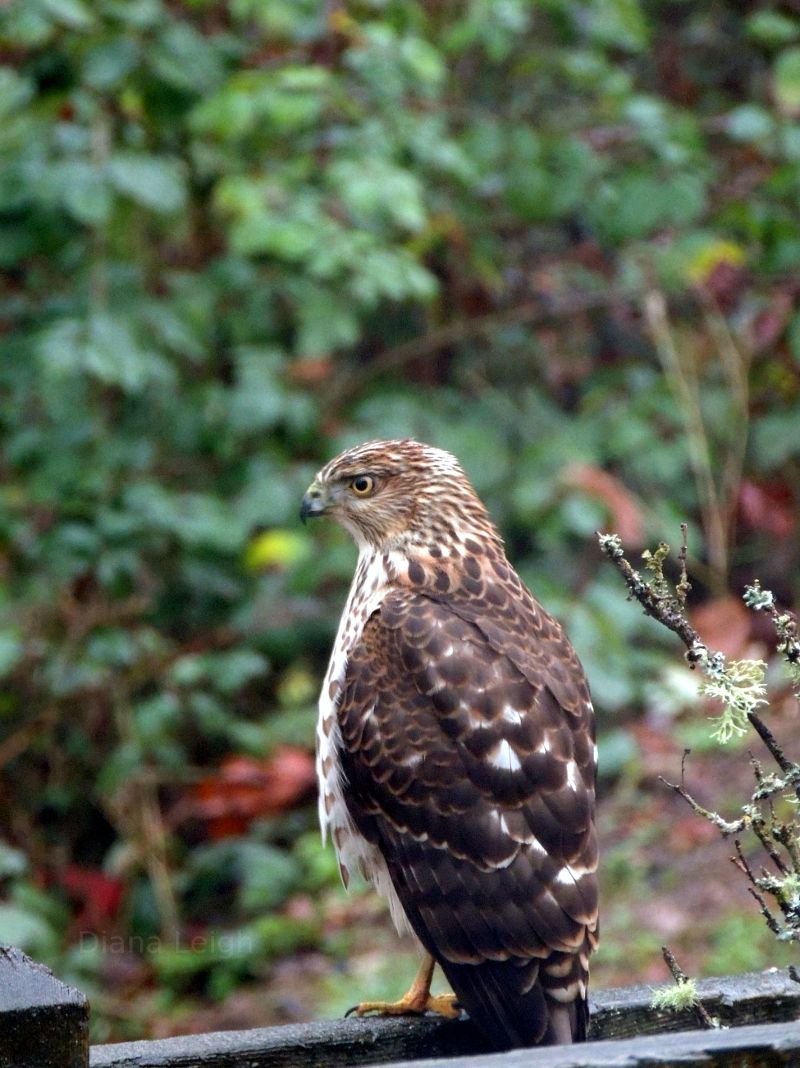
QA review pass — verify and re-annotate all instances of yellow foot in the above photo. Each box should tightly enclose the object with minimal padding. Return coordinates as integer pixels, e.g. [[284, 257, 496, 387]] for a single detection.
[[351, 991, 460, 1019], [346, 952, 461, 1020]]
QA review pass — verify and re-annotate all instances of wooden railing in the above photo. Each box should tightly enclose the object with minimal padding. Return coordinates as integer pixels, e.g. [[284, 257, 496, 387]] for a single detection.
[[2, 944, 799, 1068]]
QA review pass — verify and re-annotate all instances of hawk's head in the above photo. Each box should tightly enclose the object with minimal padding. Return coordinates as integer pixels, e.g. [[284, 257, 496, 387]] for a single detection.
[[301, 438, 499, 552]]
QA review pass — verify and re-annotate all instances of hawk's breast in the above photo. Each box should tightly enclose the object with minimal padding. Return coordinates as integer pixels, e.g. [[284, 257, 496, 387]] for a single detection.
[[315, 549, 414, 934]]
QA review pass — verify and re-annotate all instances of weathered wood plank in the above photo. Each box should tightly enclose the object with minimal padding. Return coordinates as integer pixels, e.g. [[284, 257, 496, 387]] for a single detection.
[[0, 944, 89, 1068], [89, 969, 800, 1068], [89, 1015, 492, 1068], [375, 1019, 800, 1068], [589, 967, 800, 1039], [90, 1015, 491, 1068]]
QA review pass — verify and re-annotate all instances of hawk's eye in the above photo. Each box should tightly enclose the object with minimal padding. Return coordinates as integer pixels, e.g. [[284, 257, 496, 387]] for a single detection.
[[350, 475, 375, 497]]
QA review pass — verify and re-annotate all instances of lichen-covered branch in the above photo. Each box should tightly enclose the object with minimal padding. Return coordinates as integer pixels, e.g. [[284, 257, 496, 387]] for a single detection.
[[597, 533, 706, 656], [599, 530, 800, 955], [650, 946, 718, 1029]]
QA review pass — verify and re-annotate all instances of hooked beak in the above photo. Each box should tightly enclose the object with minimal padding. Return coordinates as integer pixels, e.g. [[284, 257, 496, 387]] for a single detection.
[[300, 482, 328, 524]]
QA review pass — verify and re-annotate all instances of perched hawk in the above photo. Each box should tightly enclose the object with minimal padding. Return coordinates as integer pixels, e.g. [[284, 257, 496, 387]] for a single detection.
[[301, 439, 598, 1049]]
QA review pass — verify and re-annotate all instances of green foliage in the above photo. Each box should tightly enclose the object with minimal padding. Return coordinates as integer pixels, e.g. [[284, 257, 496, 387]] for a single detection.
[[1, 0, 800, 1037]]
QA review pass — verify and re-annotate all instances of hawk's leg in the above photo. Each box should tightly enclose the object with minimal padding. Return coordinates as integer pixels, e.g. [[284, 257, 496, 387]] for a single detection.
[[351, 953, 460, 1019]]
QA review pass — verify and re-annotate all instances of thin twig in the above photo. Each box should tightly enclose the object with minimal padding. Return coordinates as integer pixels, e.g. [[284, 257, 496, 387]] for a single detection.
[[661, 946, 717, 1029], [644, 290, 728, 586], [659, 775, 746, 835], [676, 523, 691, 607], [732, 841, 785, 928], [747, 712, 796, 778], [699, 294, 752, 555]]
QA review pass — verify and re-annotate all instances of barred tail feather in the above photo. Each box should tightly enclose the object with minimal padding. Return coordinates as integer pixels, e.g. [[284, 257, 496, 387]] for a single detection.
[[440, 959, 588, 1050]]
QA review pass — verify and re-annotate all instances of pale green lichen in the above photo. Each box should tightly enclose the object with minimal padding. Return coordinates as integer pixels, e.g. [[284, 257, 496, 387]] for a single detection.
[[597, 532, 624, 558], [694, 651, 768, 744], [743, 582, 775, 612], [650, 978, 699, 1012], [642, 542, 671, 600]]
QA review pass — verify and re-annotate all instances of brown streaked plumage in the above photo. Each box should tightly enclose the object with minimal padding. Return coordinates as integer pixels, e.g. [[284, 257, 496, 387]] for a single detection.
[[301, 439, 598, 1050]]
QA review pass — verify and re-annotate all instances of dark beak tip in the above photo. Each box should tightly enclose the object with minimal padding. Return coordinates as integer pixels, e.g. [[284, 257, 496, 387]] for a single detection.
[[300, 494, 324, 524]]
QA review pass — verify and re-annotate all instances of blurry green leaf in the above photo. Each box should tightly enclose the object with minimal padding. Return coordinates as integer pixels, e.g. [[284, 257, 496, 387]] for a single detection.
[[276, 664, 315, 707], [38, 0, 94, 30], [250, 706, 316, 753], [37, 314, 174, 393], [594, 170, 706, 241], [238, 843, 301, 911], [399, 36, 445, 87], [560, 493, 607, 537], [231, 0, 324, 37], [349, 248, 437, 305], [589, 0, 649, 52], [294, 831, 341, 891], [595, 728, 640, 779], [0, 904, 56, 955], [149, 20, 224, 93], [133, 693, 181, 744], [228, 347, 286, 432], [107, 153, 187, 213], [103, 0, 162, 29], [244, 529, 311, 572], [186, 839, 301, 913], [211, 649, 269, 693], [746, 11, 800, 48], [727, 105, 775, 142], [63, 164, 113, 225], [774, 47, 800, 113], [749, 410, 800, 469], [248, 912, 319, 958], [0, 6, 54, 45], [83, 39, 139, 90], [0, 68, 34, 120], [329, 159, 427, 232], [170, 649, 268, 693], [85, 628, 139, 668], [0, 631, 23, 677], [192, 66, 329, 140], [293, 285, 360, 355], [0, 843, 28, 879], [122, 483, 246, 550]]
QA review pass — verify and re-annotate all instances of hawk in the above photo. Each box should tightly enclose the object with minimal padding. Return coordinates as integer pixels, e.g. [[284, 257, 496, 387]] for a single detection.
[[301, 439, 598, 1049]]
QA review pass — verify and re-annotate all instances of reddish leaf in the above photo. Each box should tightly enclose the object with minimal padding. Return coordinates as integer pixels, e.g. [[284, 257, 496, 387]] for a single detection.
[[691, 596, 752, 660], [186, 747, 316, 839], [737, 479, 795, 539], [563, 463, 646, 545], [286, 357, 333, 387], [750, 289, 793, 354], [702, 260, 748, 311], [58, 865, 125, 929]]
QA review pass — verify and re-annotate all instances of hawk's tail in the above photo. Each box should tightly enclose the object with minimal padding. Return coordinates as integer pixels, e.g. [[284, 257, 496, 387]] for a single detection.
[[441, 958, 588, 1050]]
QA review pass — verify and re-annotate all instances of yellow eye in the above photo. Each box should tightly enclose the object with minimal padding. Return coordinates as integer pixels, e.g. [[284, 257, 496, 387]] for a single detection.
[[350, 475, 375, 497]]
